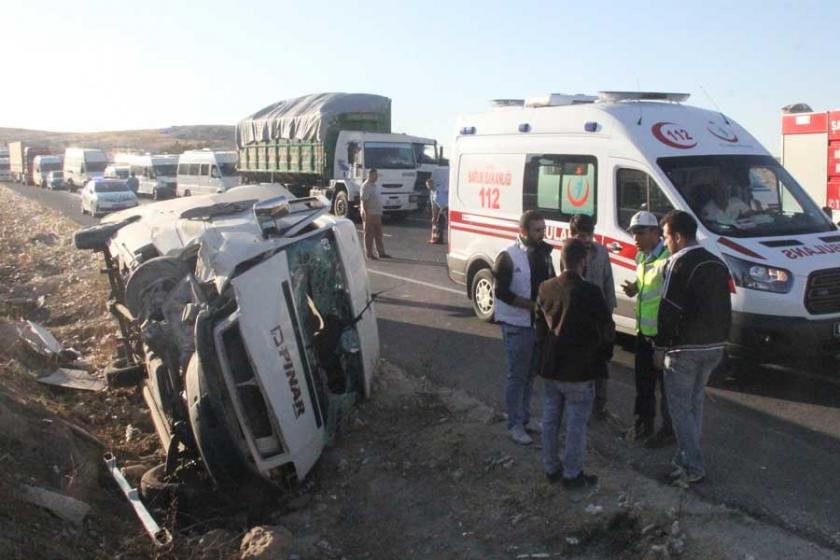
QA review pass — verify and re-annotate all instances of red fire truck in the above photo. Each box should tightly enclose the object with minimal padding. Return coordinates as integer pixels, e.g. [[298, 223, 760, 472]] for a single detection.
[[781, 109, 840, 223]]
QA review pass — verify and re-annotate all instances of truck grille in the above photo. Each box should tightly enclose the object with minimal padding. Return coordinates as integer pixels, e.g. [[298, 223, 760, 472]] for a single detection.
[[804, 268, 840, 315]]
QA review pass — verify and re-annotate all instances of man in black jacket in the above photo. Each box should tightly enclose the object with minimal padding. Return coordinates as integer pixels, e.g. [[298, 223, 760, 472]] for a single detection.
[[536, 238, 614, 489], [654, 210, 732, 487]]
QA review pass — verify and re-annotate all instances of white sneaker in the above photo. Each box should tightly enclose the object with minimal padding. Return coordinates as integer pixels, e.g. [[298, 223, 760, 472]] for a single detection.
[[509, 425, 533, 445]]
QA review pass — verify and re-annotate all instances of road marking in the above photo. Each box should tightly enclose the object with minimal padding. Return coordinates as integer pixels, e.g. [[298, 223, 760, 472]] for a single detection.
[[367, 269, 464, 295], [356, 228, 393, 238]]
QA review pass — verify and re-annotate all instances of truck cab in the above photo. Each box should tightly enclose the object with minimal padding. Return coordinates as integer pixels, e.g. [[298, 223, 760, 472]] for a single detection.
[[318, 131, 446, 219]]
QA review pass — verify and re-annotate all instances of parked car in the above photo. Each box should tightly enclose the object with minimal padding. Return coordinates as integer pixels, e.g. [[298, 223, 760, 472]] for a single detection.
[[46, 170, 65, 190], [79, 178, 139, 216], [104, 164, 131, 180], [72, 184, 378, 501]]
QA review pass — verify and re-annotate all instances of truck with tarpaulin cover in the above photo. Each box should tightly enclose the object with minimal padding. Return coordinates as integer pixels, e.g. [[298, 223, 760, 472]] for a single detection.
[[9, 141, 51, 185], [236, 92, 444, 219]]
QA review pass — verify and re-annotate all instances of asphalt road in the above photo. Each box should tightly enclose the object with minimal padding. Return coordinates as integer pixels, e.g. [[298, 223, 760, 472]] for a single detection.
[[6, 181, 840, 550]]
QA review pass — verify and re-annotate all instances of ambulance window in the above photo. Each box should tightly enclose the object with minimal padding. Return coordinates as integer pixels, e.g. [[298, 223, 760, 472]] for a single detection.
[[523, 154, 597, 222], [616, 169, 674, 230]]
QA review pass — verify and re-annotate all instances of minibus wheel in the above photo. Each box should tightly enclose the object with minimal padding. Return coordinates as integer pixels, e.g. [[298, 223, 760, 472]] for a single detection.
[[471, 268, 495, 322]]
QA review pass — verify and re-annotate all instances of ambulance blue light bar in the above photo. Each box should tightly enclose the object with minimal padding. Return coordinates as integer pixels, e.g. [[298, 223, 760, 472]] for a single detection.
[[518, 123, 531, 133], [460, 126, 476, 135], [584, 122, 598, 132]]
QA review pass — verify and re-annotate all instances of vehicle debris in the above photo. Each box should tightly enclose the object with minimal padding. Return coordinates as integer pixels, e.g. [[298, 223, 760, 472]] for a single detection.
[[37, 367, 106, 392], [19, 484, 91, 526], [103, 453, 173, 548]]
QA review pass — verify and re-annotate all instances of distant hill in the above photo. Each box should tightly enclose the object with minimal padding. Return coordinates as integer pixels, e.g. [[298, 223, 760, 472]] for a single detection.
[[0, 125, 236, 155]]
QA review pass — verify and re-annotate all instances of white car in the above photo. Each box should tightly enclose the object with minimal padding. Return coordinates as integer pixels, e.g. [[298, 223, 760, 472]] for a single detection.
[[72, 185, 378, 498], [80, 178, 139, 216]]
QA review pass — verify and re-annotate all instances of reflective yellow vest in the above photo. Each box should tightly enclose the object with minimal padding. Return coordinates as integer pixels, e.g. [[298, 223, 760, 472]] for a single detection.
[[636, 241, 670, 336]]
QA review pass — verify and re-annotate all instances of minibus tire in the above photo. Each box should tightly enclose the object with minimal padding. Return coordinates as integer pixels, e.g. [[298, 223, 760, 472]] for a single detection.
[[471, 268, 495, 322]]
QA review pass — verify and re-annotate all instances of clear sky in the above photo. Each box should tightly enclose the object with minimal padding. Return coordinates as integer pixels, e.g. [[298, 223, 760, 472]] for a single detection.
[[1, 0, 838, 155]]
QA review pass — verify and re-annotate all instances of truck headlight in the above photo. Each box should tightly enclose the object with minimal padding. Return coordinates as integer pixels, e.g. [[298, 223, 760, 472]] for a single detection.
[[722, 254, 793, 293]]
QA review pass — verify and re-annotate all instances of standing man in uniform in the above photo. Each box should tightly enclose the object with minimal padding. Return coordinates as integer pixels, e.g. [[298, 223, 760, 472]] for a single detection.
[[493, 210, 555, 445], [537, 237, 614, 488], [621, 211, 674, 448], [360, 168, 390, 260], [565, 214, 616, 419], [654, 210, 731, 486]]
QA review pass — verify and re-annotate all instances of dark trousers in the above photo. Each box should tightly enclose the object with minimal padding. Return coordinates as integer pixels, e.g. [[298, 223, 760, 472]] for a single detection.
[[635, 336, 672, 432]]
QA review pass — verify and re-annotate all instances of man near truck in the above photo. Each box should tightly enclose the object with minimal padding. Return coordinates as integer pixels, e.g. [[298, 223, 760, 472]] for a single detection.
[[621, 211, 674, 448], [360, 168, 390, 259], [493, 210, 555, 445]]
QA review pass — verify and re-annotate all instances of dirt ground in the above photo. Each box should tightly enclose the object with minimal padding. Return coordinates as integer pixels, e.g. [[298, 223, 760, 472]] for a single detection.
[[0, 184, 837, 560]]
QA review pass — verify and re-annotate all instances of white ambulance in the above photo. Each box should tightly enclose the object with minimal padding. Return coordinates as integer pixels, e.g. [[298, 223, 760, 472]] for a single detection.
[[447, 92, 840, 367]]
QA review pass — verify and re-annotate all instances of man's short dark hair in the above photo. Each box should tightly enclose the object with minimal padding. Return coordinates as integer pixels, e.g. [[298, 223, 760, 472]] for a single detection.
[[368, 168, 378, 174], [561, 237, 588, 270], [520, 209, 544, 231], [569, 213, 595, 235], [660, 210, 697, 240]]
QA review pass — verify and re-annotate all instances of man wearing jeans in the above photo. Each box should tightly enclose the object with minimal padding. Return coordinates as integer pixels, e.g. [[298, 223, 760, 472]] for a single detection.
[[537, 238, 614, 489], [654, 210, 731, 487], [563, 214, 616, 420], [493, 210, 555, 445]]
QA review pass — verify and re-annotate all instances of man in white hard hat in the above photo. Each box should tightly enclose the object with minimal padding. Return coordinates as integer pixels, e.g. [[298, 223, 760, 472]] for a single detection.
[[621, 211, 674, 448]]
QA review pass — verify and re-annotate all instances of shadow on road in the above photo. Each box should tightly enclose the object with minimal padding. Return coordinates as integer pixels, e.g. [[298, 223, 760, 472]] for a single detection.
[[375, 295, 474, 317]]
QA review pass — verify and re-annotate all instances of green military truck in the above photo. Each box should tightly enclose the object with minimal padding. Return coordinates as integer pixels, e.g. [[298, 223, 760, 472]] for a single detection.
[[236, 92, 444, 218]]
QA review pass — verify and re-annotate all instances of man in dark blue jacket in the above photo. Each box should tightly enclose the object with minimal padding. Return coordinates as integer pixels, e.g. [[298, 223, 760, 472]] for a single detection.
[[654, 210, 732, 487]]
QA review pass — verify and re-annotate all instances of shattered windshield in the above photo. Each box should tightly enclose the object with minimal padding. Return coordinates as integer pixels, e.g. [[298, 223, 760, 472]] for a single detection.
[[286, 231, 364, 431], [658, 154, 836, 237], [364, 142, 416, 170]]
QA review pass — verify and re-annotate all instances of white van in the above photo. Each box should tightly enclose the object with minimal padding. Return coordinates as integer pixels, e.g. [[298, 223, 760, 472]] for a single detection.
[[448, 92, 840, 367], [113, 153, 179, 199], [63, 148, 109, 191], [32, 154, 63, 188], [176, 150, 240, 197]]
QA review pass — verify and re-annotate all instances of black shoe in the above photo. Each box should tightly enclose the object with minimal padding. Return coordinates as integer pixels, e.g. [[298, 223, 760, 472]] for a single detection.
[[545, 466, 564, 484], [562, 472, 599, 490], [379, 253, 393, 259], [644, 429, 676, 449], [626, 418, 654, 441]]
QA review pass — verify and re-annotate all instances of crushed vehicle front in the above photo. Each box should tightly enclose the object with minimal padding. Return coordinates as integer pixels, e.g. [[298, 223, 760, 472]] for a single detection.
[[74, 184, 378, 494]]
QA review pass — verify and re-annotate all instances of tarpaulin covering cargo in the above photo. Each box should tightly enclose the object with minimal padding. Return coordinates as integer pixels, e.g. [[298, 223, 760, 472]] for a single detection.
[[235, 93, 391, 148]]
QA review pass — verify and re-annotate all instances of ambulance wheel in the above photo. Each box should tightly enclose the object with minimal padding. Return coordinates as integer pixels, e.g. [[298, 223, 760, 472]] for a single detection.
[[471, 268, 495, 322]]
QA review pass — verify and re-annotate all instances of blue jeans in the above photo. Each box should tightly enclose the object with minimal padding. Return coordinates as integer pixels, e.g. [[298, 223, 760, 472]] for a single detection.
[[663, 348, 724, 478], [542, 380, 594, 478], [500, 323, 537, 430]]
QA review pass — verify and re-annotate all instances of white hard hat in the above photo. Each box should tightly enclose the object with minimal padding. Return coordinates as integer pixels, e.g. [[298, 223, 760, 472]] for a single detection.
[[629, 211, 659, 231]]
